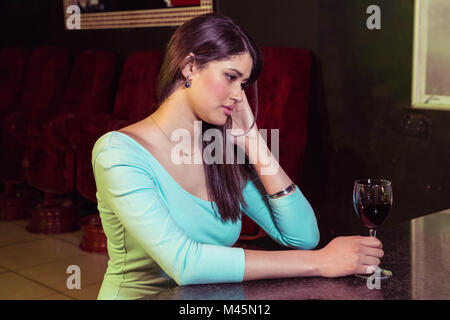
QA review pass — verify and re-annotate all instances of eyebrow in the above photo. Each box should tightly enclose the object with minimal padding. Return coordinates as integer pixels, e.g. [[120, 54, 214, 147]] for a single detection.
[[227, 68, 249, 81]]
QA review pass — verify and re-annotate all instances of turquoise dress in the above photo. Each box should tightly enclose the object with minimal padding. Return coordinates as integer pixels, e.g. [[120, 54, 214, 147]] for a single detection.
[[92, 131, 319, 300]]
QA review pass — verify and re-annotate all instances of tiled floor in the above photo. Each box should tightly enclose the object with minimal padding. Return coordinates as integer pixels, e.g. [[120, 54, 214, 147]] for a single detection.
[[0, 218, 108, 300]]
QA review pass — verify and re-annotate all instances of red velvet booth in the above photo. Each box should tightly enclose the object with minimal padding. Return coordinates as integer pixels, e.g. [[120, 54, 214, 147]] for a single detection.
[[238, 47, 312, 240], [0, 46, 70, 220], [0, 47, 30, 193], [24, 49, 116, 233], [0, 47, 30, 118], [74, 50, 164, 203], [73, 47, 312, 244], [256, 47, 311, 188], [71, 50, 163, 251]]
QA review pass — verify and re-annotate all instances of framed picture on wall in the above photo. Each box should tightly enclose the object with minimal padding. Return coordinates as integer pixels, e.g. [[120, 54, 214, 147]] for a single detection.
[[63, 0, 214, 30], [412, 0, 450, 110]]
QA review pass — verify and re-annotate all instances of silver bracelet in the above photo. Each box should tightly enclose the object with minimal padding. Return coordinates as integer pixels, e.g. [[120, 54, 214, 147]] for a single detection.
[[266, 183, 296, 199]]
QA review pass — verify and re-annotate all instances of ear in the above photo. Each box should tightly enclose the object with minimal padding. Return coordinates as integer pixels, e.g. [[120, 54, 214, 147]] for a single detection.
[[180, 52, 196, 79]]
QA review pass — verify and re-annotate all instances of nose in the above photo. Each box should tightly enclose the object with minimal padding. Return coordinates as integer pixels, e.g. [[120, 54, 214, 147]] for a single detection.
[[230, 85, 243, 103]]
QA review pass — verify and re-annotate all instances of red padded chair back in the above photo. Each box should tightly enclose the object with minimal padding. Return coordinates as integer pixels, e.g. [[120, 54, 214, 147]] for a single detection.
[[0, 48, 30, 113], [23, 49, 117, 195], [59, 49, 116, 114], [75, 50, 163, 202], [0, 47, 70, 183], [113, 50, 164, 123], [250, 46, 312, 185], [18, 46, 70, 119]]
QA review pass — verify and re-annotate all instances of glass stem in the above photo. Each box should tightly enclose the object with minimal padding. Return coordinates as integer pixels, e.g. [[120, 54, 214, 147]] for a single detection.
[[369, 229, 377, 237]]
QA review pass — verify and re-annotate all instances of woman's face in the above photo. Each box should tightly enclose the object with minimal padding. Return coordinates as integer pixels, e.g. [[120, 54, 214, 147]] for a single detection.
[[186, 52, 253, 125]]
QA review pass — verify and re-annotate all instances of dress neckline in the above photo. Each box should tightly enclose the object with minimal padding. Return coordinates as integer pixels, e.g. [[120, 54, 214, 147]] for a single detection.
[[112, 130, 214, 204]]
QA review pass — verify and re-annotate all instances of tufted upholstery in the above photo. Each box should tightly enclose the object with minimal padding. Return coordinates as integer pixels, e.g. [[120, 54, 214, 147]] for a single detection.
[[0, 47, 31, 181], [0, 46, 70, 183], [0, 47, 30, 114], [252, 47, 311, 186], [24, 49, 116, 195], [75, 50, 164, 202], [240, 47, 312, 239]]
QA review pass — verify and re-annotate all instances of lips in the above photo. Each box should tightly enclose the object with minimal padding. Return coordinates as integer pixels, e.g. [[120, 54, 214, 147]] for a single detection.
[[223, 105, 234, 111], [223, 106, 231, 115]]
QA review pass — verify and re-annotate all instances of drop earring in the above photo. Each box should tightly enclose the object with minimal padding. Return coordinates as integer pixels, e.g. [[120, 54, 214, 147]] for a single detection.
[[184, 76, 191, 88]]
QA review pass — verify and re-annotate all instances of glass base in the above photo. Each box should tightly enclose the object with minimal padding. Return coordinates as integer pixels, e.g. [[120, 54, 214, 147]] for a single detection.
[[355, 268, 392, 279]]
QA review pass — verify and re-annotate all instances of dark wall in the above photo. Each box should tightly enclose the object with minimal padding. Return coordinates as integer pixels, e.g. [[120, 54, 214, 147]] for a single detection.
[[0, 0, 320, 64], [313, 0, 450, 242], [1, 0, 449, 244], [222, 0, 450, 242], [0, 0, 176, 64], [216, 0, 319, 53]]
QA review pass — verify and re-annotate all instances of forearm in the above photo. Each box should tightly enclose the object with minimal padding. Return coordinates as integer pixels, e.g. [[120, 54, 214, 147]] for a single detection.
[[245, 132, 294, 196], [243, 248, 321, 281], [241, 132, 319, 250]]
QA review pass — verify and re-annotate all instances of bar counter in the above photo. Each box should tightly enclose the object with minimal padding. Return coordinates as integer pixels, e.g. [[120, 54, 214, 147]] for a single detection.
[[145, 209, 450, 300]]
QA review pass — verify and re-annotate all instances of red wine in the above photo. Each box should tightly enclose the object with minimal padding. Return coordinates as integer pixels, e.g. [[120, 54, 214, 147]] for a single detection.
[[355, 202, 391, 228]]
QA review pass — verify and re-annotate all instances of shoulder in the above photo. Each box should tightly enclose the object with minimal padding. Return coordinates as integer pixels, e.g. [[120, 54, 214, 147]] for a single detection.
[[91, 132, 161, 192], [92, 131, 133, 157], [91, 131, 148, 169]]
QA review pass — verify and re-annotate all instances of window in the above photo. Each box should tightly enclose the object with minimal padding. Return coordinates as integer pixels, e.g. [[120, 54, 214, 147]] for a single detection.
[[412, 0, 450, 110]]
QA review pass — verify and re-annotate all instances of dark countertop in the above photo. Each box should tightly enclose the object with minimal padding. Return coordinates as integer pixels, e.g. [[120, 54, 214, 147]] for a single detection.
[[144, 209, 450, 300]]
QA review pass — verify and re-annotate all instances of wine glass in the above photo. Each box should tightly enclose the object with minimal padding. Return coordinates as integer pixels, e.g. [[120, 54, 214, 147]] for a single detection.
[[353, 179, 393, 279]]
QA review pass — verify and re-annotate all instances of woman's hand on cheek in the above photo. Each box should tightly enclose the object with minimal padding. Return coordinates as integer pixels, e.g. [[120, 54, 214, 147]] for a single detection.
[[226, 90, 259, 151]]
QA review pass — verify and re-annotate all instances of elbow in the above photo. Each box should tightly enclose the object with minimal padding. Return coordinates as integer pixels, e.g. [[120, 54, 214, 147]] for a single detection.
[[294, 201, 320, 249], [172, 268, 201, 286], [302, 221, 320, 250], [283, 222, 320, 250], [301, 208, 320, 249], [170, 270, 190, 286], [284, 231, 320, 250], [174, 274, 191, 286], [172, 275, 183, 286], [163, 265, 189, 286], [300, 230, 320, 250]]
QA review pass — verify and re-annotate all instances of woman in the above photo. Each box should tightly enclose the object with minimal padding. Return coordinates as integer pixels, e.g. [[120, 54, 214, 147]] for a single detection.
[[92, 13, 384, 300]]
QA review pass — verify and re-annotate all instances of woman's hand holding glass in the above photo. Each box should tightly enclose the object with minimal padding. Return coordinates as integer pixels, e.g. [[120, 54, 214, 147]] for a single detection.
[[316, 236, 384, 278]]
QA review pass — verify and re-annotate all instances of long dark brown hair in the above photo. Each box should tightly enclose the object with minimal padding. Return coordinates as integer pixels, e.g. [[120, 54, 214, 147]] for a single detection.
[[156, 13, 263, 222]]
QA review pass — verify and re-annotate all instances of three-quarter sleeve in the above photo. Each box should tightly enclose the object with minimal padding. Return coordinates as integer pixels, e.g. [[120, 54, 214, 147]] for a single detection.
[[92, 145, 245, 286], [242, 179, 320, 250]]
